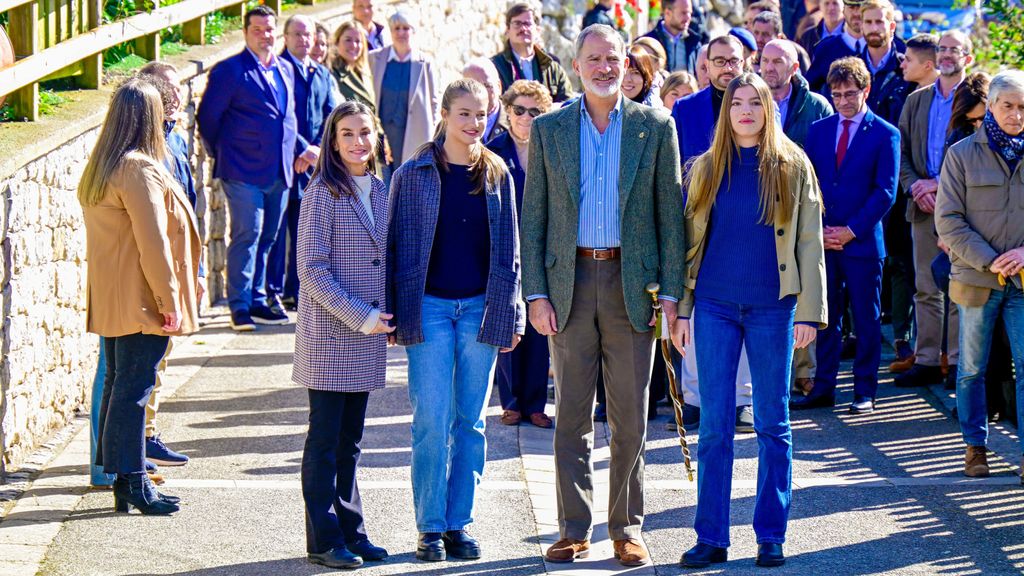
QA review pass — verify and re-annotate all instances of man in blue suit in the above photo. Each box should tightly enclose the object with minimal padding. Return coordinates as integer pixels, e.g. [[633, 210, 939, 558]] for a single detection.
[[805, 0, 865, 93], [792, 57, 899, 414], [267, 15, 338, 313], [197, 5, 297, 331]]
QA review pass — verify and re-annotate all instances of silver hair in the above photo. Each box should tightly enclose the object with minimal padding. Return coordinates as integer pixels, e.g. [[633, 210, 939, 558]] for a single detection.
[[283, 14, 315, 34], [389, 10, 416, 29], [939, 29, 973, 56], [574, 24, 626, 59], [463, 57, 500, 80], [989, 70, 1024, 108]]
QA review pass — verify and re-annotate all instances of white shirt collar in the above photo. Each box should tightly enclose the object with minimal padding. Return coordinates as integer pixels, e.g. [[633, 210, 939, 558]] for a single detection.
[[840, 29, 861, 53], [388, 47, 414, 63]]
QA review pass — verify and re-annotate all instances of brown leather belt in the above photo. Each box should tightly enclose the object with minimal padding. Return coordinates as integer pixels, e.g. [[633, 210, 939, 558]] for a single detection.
[[577, 247, 621, 260]]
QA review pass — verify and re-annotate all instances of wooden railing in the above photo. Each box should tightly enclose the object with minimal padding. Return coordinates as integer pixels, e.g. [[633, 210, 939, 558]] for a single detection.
[[0, 0, 320, 121]]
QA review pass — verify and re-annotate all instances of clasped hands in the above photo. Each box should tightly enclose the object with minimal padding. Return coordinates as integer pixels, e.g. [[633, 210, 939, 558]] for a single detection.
[[911, 178, 938, 214], [991, 247, 1024, 278], [823, 226, 855, 251]]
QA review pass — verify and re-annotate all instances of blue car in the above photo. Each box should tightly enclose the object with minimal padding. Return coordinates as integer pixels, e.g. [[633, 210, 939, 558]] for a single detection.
[[896, 0, 977, 36]]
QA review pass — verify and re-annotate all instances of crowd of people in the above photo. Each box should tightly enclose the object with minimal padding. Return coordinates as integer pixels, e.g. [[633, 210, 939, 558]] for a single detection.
[[75, 0, 1024, 571]]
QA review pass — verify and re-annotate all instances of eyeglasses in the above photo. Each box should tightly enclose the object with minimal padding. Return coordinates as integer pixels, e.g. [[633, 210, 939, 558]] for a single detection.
[[937, 46, 968, 56], [832, 90, 864, 102], [967, 115, 985, 126], [510, 19, 535, 29], [710, 57, 742, 69], [511, 104, 543, 118]]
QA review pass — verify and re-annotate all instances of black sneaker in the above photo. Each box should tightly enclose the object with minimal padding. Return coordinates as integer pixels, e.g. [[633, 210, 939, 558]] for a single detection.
[[893, 364, 943, 387], [250, 305, 290, 325], [944, 366, 958, 390], [281, 296, 298, 312], [267, 295, 287, 317], [230, 309, 256, 332]]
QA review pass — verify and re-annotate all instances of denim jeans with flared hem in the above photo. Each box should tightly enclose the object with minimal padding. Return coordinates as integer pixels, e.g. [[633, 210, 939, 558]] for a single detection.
[[406, 295, 498, 533], [693, 296, 795, 548], [955, 284, 1024, 452]]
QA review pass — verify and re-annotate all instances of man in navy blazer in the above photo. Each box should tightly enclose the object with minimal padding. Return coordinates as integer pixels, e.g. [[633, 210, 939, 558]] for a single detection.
[[792, 57, 899, 414], [672, 34, 746, 168], [267, 14, 338, 312], [197, 5, 297, 331]]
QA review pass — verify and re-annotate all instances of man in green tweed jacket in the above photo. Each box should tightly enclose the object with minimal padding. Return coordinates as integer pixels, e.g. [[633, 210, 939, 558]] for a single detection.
[[520, 24, 685, 567]]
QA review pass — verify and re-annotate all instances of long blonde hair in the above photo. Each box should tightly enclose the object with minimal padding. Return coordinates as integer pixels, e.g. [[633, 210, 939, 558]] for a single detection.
[[78, 79, 166, 207], [330, 20, 369, 77], [418, 79, 506, 196], [686, 73, 806, 224]]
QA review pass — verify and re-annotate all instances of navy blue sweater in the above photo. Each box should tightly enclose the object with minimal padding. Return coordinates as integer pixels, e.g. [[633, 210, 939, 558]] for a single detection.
[[695, 146, 787, 307], [425, 163, 491, 299]]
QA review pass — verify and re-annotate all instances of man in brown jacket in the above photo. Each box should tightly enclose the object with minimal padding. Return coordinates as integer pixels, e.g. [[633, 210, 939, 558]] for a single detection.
[[934, 69, 1024, 483], [895, 30, 974, 388]]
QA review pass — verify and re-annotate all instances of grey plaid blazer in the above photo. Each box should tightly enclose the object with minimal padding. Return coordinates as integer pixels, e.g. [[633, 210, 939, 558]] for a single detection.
[[387, 146, 526, 348], [292, 174, 390, 392]]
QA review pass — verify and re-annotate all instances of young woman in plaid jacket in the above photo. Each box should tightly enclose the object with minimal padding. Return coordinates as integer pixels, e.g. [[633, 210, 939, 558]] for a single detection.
[[388, 79, 525, 562]]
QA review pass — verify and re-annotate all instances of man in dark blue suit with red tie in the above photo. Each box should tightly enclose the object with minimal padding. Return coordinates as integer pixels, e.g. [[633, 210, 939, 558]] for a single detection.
[[792, 57, 899, 414], [267, 14, 338, 313], [197, 5, 297, 331]]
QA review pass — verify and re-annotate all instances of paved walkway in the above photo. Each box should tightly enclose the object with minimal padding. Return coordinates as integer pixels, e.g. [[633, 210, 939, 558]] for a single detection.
[[2, 311, 1023, 575]]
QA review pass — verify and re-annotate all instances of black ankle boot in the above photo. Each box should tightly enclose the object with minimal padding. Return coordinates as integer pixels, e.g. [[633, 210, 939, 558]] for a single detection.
[[113, 477, 180, 505], [114, 473, 179, 515]]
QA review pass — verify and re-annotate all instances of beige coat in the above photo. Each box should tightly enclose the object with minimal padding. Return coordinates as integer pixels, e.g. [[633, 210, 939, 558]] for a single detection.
[[935, 125, 1024, 306], [680, 153, 828, 328], [367, 48, 440, 165], [898, 84, 937, 223], [83, 152, 201, 337]]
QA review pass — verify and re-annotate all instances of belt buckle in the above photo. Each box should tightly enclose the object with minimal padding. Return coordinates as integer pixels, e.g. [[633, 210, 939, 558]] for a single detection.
[[592, 249, 609, 261]]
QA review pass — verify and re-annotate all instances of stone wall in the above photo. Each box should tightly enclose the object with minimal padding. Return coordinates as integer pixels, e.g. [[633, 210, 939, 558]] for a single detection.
[[0, 0, 584, 479]]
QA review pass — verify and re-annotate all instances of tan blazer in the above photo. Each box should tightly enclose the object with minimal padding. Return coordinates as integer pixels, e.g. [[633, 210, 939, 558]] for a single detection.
[[898, 84, 935, 223], [83, 152, 201, 337], [367, 47, 440, 164], [680, 153, 828, 328]]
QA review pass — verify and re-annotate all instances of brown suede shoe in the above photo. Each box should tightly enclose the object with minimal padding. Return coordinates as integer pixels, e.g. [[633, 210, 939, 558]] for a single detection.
[[530, 412, 553, 428], [544, 538, 590, 563], [613, 538, 650, 567], [500, 410, 521, 426], [965, 446, 990, 477], [794, 378, 814, 396], [889, 354, 917, 374]]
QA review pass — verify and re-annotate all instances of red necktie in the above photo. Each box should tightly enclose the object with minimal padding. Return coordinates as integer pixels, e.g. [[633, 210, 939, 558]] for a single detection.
[[836, 119, 853, 168]]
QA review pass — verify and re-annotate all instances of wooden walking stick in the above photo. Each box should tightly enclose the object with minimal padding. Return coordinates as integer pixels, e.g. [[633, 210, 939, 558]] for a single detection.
[[646, 282, 695, 482]]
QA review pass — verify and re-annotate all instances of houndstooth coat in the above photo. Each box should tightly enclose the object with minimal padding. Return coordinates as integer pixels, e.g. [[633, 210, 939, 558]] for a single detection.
[[292, 174, 390, 392]]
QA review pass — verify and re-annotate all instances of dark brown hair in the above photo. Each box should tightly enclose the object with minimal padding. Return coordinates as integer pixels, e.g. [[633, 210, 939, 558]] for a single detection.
[[947, 72, 990, 138], [906, 33, 939, 64], [244, 5, 276, 29], [505, 3, 539, 28], [313, 101, 379, 198], [626, 46, 656, 103], [827, 56, 871, 90]]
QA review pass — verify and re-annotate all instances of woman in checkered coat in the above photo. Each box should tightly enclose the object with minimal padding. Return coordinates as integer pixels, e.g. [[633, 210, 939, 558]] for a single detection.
[[388, 79, 526, 562], [293, 102, 392, 570]]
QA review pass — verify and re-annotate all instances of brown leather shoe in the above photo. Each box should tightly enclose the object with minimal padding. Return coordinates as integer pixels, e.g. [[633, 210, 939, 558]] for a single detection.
[[613, 539, 650, 567], [889, 354, 917, 373], [147, 471, 165, 486], [500, 410, 521, 426], [544, 538, 590, 563], [529, 412, 553, 428], [965, 446, 990, 477], [794, 378, 814, 396]]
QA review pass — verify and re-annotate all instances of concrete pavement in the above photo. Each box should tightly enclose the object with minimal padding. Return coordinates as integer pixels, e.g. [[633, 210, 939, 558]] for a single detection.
[[2, 311, 1022, 575]]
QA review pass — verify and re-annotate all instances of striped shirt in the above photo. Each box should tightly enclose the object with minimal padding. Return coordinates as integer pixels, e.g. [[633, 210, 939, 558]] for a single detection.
[[577, 95, 623, 248]]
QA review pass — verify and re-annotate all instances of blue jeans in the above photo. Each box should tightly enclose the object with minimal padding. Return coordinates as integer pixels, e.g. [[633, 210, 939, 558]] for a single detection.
[[693, 296, 795, 548], [95, 333, 171, 475], [90, 337, 116, 487], [956, 284, 1024, 452], [222, 178, 288, 312], [405, 295, 498, 533]]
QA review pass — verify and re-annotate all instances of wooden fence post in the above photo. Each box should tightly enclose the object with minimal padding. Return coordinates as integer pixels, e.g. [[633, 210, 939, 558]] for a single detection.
[[182, 16, 206, 45], [77, 0, 103, 89], [223, 3, 246, 18], [8, 3, 40, 121], [264, 0, 283, 16], [133, 0, 161, 60]]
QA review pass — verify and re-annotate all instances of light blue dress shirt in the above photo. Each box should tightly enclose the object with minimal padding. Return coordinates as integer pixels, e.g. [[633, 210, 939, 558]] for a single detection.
[[247, 48, 288, 112], [926, 81, 959, 177], [577, 95, 623, 249]]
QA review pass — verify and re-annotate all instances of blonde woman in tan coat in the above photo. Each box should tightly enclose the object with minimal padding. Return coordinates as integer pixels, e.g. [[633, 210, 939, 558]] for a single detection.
[[78, 78, 200, 516]]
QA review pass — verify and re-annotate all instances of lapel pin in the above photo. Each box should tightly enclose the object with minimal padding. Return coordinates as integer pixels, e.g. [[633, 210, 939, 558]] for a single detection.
[[638, 131, 646, 139]]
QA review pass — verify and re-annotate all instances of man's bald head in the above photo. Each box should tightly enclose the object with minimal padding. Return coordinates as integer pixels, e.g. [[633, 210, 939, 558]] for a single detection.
[[763, 39, 797, 62], [462, 58, 502, 113], [760, 39, 800, 92]]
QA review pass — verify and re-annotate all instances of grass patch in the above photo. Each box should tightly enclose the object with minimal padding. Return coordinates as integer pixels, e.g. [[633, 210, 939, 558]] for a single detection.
[[105, 53, 149, 73]]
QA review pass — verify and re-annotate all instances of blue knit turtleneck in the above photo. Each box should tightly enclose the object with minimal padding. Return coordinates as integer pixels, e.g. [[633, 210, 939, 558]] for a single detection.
[[695, 145, 785, 306]]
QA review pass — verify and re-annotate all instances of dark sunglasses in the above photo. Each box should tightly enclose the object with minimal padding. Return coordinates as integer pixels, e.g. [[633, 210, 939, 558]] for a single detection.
[[511, 104, 543, 118]]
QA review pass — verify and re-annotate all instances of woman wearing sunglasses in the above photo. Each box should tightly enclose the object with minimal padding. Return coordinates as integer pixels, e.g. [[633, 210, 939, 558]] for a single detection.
[[487, 80, 554, 429]]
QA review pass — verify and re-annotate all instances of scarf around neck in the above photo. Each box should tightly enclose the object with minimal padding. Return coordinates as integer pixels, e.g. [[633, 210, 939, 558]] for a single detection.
[[983, 110, 1024, 168]]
